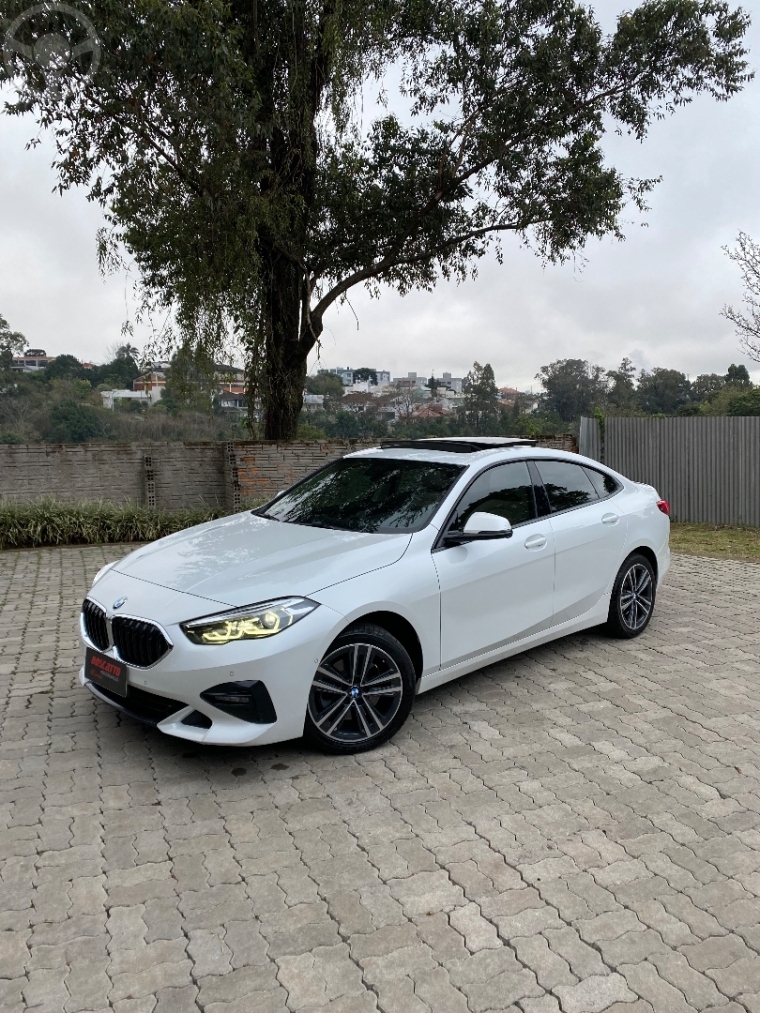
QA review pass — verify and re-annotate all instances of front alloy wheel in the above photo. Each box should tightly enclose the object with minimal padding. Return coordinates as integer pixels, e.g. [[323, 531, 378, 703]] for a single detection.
[[606, 553, 656, 638], [305, 623, 416, 754]]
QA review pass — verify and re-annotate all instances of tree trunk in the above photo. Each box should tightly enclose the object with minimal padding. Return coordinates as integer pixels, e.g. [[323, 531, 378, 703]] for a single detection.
[[259, 252, 319, 440]]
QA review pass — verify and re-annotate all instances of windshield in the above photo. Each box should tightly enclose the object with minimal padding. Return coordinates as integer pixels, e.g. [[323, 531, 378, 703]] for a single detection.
[[260, 457, 465, 533]]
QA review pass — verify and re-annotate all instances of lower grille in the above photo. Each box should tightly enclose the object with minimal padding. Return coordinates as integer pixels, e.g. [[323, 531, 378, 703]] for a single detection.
[[112, 616, 171, 668], [87, 681, 184, 725], [82, 599, 109, 651]]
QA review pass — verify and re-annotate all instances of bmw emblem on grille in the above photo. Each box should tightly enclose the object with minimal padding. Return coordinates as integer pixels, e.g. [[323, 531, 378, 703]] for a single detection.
[[112, 597, 127, 610]]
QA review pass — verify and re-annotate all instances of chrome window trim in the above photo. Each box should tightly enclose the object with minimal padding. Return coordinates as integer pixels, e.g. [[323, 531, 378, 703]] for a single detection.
[[81, 597, 173, 670]]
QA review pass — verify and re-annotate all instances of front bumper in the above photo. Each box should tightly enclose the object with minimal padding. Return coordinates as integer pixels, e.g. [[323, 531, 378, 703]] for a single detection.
[[79, 588, 344, 746]]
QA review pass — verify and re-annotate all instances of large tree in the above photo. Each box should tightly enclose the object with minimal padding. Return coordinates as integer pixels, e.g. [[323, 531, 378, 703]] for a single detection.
[[536, 357, 607, 422], [2, 0, 750, 438], [636, 366, 692, 414], [460, 361, 500, 433], [0, 313, 26, 372]]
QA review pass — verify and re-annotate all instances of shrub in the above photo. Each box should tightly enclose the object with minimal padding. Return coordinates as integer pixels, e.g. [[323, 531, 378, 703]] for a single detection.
[[46, 400, 106, 443], [0, 499, 229, 550]]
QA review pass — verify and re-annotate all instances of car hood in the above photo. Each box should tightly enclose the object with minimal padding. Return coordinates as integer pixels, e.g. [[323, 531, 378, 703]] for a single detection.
[[111, 511, 411, 607]]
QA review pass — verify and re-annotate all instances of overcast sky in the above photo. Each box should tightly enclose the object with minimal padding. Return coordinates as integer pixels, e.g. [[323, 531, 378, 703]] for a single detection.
[[2, 0, 760, 391]]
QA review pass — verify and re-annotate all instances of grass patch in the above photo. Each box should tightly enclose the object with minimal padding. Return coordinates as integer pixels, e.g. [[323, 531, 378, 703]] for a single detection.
[[0, 499, 230, 550], [670, 522, 760, 562]]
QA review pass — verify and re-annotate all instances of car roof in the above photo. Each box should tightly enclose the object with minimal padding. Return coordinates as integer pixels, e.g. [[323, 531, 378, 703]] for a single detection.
[[348, 440, 601, 468]]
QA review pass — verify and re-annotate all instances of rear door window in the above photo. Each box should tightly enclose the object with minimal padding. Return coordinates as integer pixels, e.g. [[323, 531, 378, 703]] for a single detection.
[[534, 460, 599, 513]]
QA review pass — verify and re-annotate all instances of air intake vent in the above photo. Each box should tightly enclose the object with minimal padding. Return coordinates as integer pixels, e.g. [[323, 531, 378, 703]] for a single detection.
[[82, 599, 109, 651], [112, 617, 171, 668]]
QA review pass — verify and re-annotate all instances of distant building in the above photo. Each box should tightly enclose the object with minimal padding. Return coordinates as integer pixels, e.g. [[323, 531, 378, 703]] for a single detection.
[[10, 349, 57, 372], [133, 370, 167, 394], [302, 393, 325, 410], [318, 366, 391, 388], [392, 372, 427, 391], [440, 372, 464, 394], [101, 389, 155, 409], [319, 366, 354, 387], [341, 392, 378, 414]]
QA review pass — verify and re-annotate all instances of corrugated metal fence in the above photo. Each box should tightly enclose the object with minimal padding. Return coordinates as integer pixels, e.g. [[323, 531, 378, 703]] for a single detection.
[[579, 416, 760, 526], [579, 416, 602, 462]]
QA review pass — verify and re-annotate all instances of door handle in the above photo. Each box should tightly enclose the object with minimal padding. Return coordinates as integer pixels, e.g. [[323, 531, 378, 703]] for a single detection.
[[524, 534, 547, 549], [601, 513, 619, 525]]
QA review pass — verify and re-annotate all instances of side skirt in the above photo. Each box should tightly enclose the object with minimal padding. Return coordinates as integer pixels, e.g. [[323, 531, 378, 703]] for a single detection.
[[418, 595, 610, 695]]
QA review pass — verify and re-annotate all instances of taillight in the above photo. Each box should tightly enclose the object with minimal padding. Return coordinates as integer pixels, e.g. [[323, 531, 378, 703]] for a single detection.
[[657, 500, 670, 516]]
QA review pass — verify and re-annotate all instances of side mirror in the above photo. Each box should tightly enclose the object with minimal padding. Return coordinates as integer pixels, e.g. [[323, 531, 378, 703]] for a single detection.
[[444, 512, 513, 546]]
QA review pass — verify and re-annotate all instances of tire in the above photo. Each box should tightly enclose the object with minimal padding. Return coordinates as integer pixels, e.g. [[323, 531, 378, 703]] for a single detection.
[[304, 623, 416, 754], [605, 553, 656, 639]]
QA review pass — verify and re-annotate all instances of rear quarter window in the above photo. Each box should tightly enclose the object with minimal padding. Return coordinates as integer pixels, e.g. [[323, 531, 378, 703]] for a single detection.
[[583, 467, 621, 499]]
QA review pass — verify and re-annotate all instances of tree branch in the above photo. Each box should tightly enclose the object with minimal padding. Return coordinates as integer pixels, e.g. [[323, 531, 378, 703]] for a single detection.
[[309, 218, 530, 326]]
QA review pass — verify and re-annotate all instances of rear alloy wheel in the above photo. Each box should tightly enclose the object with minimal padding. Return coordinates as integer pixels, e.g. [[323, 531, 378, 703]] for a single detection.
[[605, 553, 656, 638], [305, 623, 416, 754]]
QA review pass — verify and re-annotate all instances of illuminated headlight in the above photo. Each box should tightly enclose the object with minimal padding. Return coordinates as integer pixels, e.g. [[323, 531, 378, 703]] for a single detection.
[[181, 598, 318, 645], [92, 562, 116, 586]]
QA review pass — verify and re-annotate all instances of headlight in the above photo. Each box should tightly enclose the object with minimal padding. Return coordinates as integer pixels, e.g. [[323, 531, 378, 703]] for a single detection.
[[181, 597, 318, 645], [92, 562, 116, 586]]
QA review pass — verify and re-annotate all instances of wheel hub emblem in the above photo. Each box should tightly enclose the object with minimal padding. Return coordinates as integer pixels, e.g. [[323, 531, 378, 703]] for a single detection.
[[351, 687, 360, 698]]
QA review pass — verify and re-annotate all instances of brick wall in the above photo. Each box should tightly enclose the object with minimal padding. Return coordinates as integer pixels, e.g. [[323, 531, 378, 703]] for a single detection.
[[229, 440, 375, 506], [0, 435, 577, 509]]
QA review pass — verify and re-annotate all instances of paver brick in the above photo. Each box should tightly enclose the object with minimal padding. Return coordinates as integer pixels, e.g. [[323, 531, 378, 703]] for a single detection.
[[554, 973, 636, 1013], [4, 548, 760, 1013]]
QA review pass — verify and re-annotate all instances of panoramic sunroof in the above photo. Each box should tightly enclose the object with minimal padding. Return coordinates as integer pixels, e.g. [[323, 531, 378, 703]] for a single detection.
[[380, 438, 536, 454]]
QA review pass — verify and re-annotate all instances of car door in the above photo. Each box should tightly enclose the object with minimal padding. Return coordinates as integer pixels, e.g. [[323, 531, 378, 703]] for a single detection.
[[532, 459, 628, 623], [434, 460, 555, 668]]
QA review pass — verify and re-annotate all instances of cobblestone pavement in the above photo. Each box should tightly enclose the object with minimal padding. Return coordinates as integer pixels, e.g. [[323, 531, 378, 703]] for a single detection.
[[2, 547, 760, 1013]]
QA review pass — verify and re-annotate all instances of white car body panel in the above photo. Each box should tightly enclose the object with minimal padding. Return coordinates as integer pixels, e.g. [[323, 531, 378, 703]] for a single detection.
[[313, 529, 443, 676], [434, 516, 555, 667], [113, 511, 412, 605], [79, 444, 670, 747], [549, 498, 628, 623]]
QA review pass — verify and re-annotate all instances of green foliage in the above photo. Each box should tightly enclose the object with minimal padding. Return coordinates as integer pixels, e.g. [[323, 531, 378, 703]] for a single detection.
[[0, 313, 25, 372], [3, 0, 750, 438], [606, 358, 639, 414], [700, 385, 760, 416], [636, 367, 692, 414], [160, 345, 220, 414], [353, 368, 378, 385], [460, 362, 500, 434], [692, 372, 725, 401], [305, 374, 346, 403], [0, 499, 227, 550], [296, 420, 328, 439], [46, 400, 105, 443], [43, 354, 85, 382], [725, 362, 752, 386], [39, 352, 141, 390], [537, 359, 608, 422]]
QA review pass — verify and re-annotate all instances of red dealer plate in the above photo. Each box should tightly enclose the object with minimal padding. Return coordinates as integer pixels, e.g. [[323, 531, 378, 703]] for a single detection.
[[85, 647, 128, 698]]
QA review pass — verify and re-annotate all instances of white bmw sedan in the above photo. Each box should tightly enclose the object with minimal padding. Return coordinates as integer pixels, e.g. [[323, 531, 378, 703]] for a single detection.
[[79, 437, 670, 753]]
